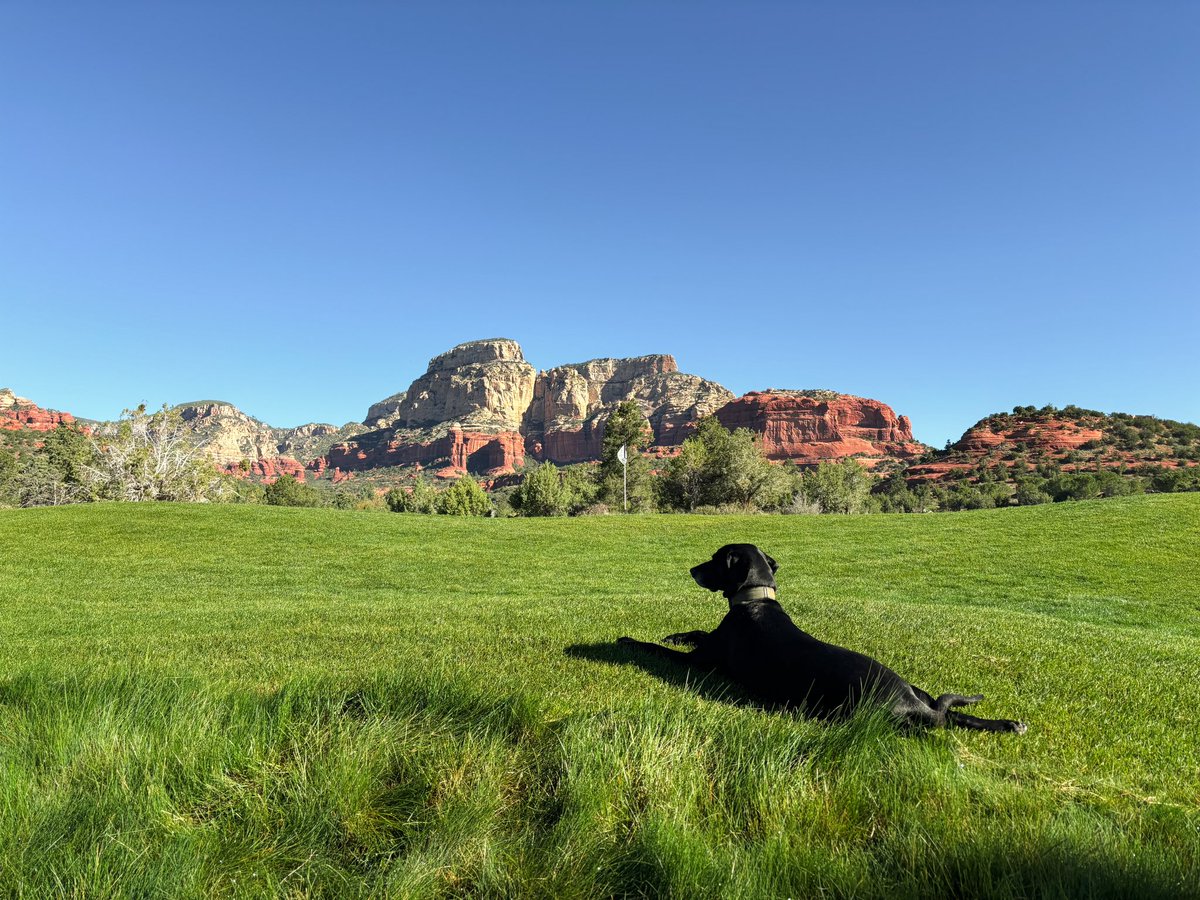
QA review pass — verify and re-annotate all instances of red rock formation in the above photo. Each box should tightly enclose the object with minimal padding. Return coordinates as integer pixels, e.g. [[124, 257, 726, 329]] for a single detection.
[[325, 428, 526, 475], [0, 389, 79, 433], [902, 410, 1197, 483], [953, 420, 1104, 455], [714, 391, 926, 465], [222, 455, 308, 483]]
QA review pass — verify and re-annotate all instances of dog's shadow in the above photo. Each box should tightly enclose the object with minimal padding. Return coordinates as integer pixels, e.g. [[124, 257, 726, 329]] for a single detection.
[[564, 640, 765, 709]]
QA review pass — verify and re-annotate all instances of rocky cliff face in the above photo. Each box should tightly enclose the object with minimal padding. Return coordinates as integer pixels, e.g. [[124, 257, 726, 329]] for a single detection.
[[12, 340, 931, 481], [390, 339, 536, 433], [322, 341, 734, 475], [364, 391, 408, 428], [524, 355, 735, 463], [175, 402, 280, 465], [325, 339, 536, 474], [174, 401, 366, 475], [713, 390, 926, 466], [0, 388, 79, 432]]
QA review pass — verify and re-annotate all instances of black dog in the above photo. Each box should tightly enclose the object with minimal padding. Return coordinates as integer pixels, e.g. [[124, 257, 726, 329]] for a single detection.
[[618, 544, 1026, 733]]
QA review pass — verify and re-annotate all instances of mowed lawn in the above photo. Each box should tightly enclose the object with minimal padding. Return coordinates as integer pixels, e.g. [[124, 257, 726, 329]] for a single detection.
[[0, 496, 1197, 898]]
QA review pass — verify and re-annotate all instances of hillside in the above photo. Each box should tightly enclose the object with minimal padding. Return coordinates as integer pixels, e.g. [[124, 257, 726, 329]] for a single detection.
[[904, 405, 1200, 485], [7, 352, 1200, 489]]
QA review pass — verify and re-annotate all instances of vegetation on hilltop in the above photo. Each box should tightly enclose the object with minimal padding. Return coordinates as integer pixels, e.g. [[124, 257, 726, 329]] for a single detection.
[[6, 401, 1199, 515]]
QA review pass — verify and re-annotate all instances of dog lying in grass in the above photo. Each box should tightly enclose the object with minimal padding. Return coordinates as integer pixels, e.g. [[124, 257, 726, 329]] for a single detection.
[[619, 544, 1027, 733]]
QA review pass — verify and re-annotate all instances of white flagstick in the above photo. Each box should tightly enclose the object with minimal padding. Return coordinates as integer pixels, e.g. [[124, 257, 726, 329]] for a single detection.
[[617, 444, 627, 511]]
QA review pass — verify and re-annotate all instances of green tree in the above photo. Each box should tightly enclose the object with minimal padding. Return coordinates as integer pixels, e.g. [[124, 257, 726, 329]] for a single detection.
[[797, 458, 873, 514], [657, 435, 710, 511], [85, 404, 224, 502], [1014, 479, 1051, 506], [386, 478, 439, 514], [874, 471, 918, 513], [0, 446, 18, 507], [598, 401, 654, 512], [511, 462, 569, 516], [40, 424, 96, 493], [438, 475, 492, 516], [658, 418, 791, 511], [264, 474, 323, 507]]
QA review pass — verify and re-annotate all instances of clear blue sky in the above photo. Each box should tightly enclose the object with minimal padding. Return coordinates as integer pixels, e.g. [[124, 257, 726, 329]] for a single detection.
[[2, 3, 1196, 447]]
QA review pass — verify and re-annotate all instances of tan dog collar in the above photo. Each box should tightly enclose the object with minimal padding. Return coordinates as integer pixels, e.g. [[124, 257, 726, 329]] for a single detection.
[[731, 586, 776, 604]]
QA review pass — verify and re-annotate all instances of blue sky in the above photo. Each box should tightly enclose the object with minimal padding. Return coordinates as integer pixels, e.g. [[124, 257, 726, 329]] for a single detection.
[[2, 3, 1196, 447]]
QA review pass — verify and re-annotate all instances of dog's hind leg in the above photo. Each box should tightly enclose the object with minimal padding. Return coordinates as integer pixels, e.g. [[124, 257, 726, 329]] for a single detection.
[[934, 693, 984, 713], [946, 710, 1027, 734]]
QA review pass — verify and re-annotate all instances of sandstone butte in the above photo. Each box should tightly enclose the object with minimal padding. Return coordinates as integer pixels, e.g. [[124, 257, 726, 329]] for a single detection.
[[0, 388, 78, 433], [713, 390, 925, 467], [321, 338, 737, 477], [2, 340, 932, 480]]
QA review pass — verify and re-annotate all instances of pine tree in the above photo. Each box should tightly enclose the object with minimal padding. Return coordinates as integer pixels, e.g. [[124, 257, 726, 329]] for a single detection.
[[598, 401, 654, 511]]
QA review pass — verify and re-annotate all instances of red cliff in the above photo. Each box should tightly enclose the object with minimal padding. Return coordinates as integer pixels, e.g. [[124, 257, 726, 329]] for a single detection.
[[0, 389, 79, 433], [713, 390, 926, 466], [324, 427, 526, 476]]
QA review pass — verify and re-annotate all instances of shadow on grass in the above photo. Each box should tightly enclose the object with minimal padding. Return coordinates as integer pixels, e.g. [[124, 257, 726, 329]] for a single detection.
[[564, 640, 764, 709]]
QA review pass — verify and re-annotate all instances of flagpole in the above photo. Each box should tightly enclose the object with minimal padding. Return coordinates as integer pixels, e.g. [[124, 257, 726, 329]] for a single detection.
[[618, 444, 628, 512]]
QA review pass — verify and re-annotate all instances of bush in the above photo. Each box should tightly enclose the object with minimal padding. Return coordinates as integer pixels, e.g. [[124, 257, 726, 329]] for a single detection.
[[657, 418, 791, 512], [386, 479, 439, 514], [796, 459, 873, 514], [1014, 479, 1051, 506], [510, 463, 597, 517], [438, 476, 492, 516], [510, 462, 570, 516], [264, 475, 323, 508]]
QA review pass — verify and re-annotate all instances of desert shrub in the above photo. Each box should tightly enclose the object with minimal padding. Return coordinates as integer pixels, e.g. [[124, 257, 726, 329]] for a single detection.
[[781, 493, 823, 515], [510, 463, 597, 517], [385, 479, 439, 514], [438, 476, 492, 516], [222, 477, 265, 504], [796, 458, 873, 514], [657, 418, 791, 512], [264, 475, 322, 507], [1014, 479, 1052, 506], [510, 462, 570, 516]]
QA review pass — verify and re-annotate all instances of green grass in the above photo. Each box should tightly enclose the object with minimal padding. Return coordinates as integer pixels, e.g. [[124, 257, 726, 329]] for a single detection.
[[1, 496, 1197, 897]]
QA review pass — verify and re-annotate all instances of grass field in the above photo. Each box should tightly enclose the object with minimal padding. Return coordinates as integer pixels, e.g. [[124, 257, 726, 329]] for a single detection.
[[1, 496, 1197, 897]]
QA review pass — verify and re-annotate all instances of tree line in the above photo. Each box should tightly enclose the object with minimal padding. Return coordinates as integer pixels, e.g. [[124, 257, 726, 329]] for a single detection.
[[5, 401, 1197, 516]]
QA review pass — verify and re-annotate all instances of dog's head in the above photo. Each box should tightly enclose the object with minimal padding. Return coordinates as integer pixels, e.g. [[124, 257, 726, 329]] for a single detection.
[[690, 544, 778, 602]]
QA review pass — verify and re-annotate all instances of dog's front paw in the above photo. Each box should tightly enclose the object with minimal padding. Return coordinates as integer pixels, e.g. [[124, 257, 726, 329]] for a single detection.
[[1008, 721, 1028, 735]]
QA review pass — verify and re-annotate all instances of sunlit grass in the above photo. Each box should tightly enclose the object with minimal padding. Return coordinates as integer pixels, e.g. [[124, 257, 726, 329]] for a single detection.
[[0, 496, 1197, 896]]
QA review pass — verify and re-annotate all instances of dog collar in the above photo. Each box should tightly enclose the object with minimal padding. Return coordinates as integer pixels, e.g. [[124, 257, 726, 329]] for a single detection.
[[730, 586, 776, 604]]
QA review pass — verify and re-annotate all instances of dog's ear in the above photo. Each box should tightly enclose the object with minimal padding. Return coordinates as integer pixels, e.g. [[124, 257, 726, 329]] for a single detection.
[[764, 553, 778, 573], [724, 550, 741, 569]]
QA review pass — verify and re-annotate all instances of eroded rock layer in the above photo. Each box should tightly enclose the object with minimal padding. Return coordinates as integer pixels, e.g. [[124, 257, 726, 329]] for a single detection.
[[713, 390, 926, 466], [524, 355, 735, 464], [0, 388, 78, 432]]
